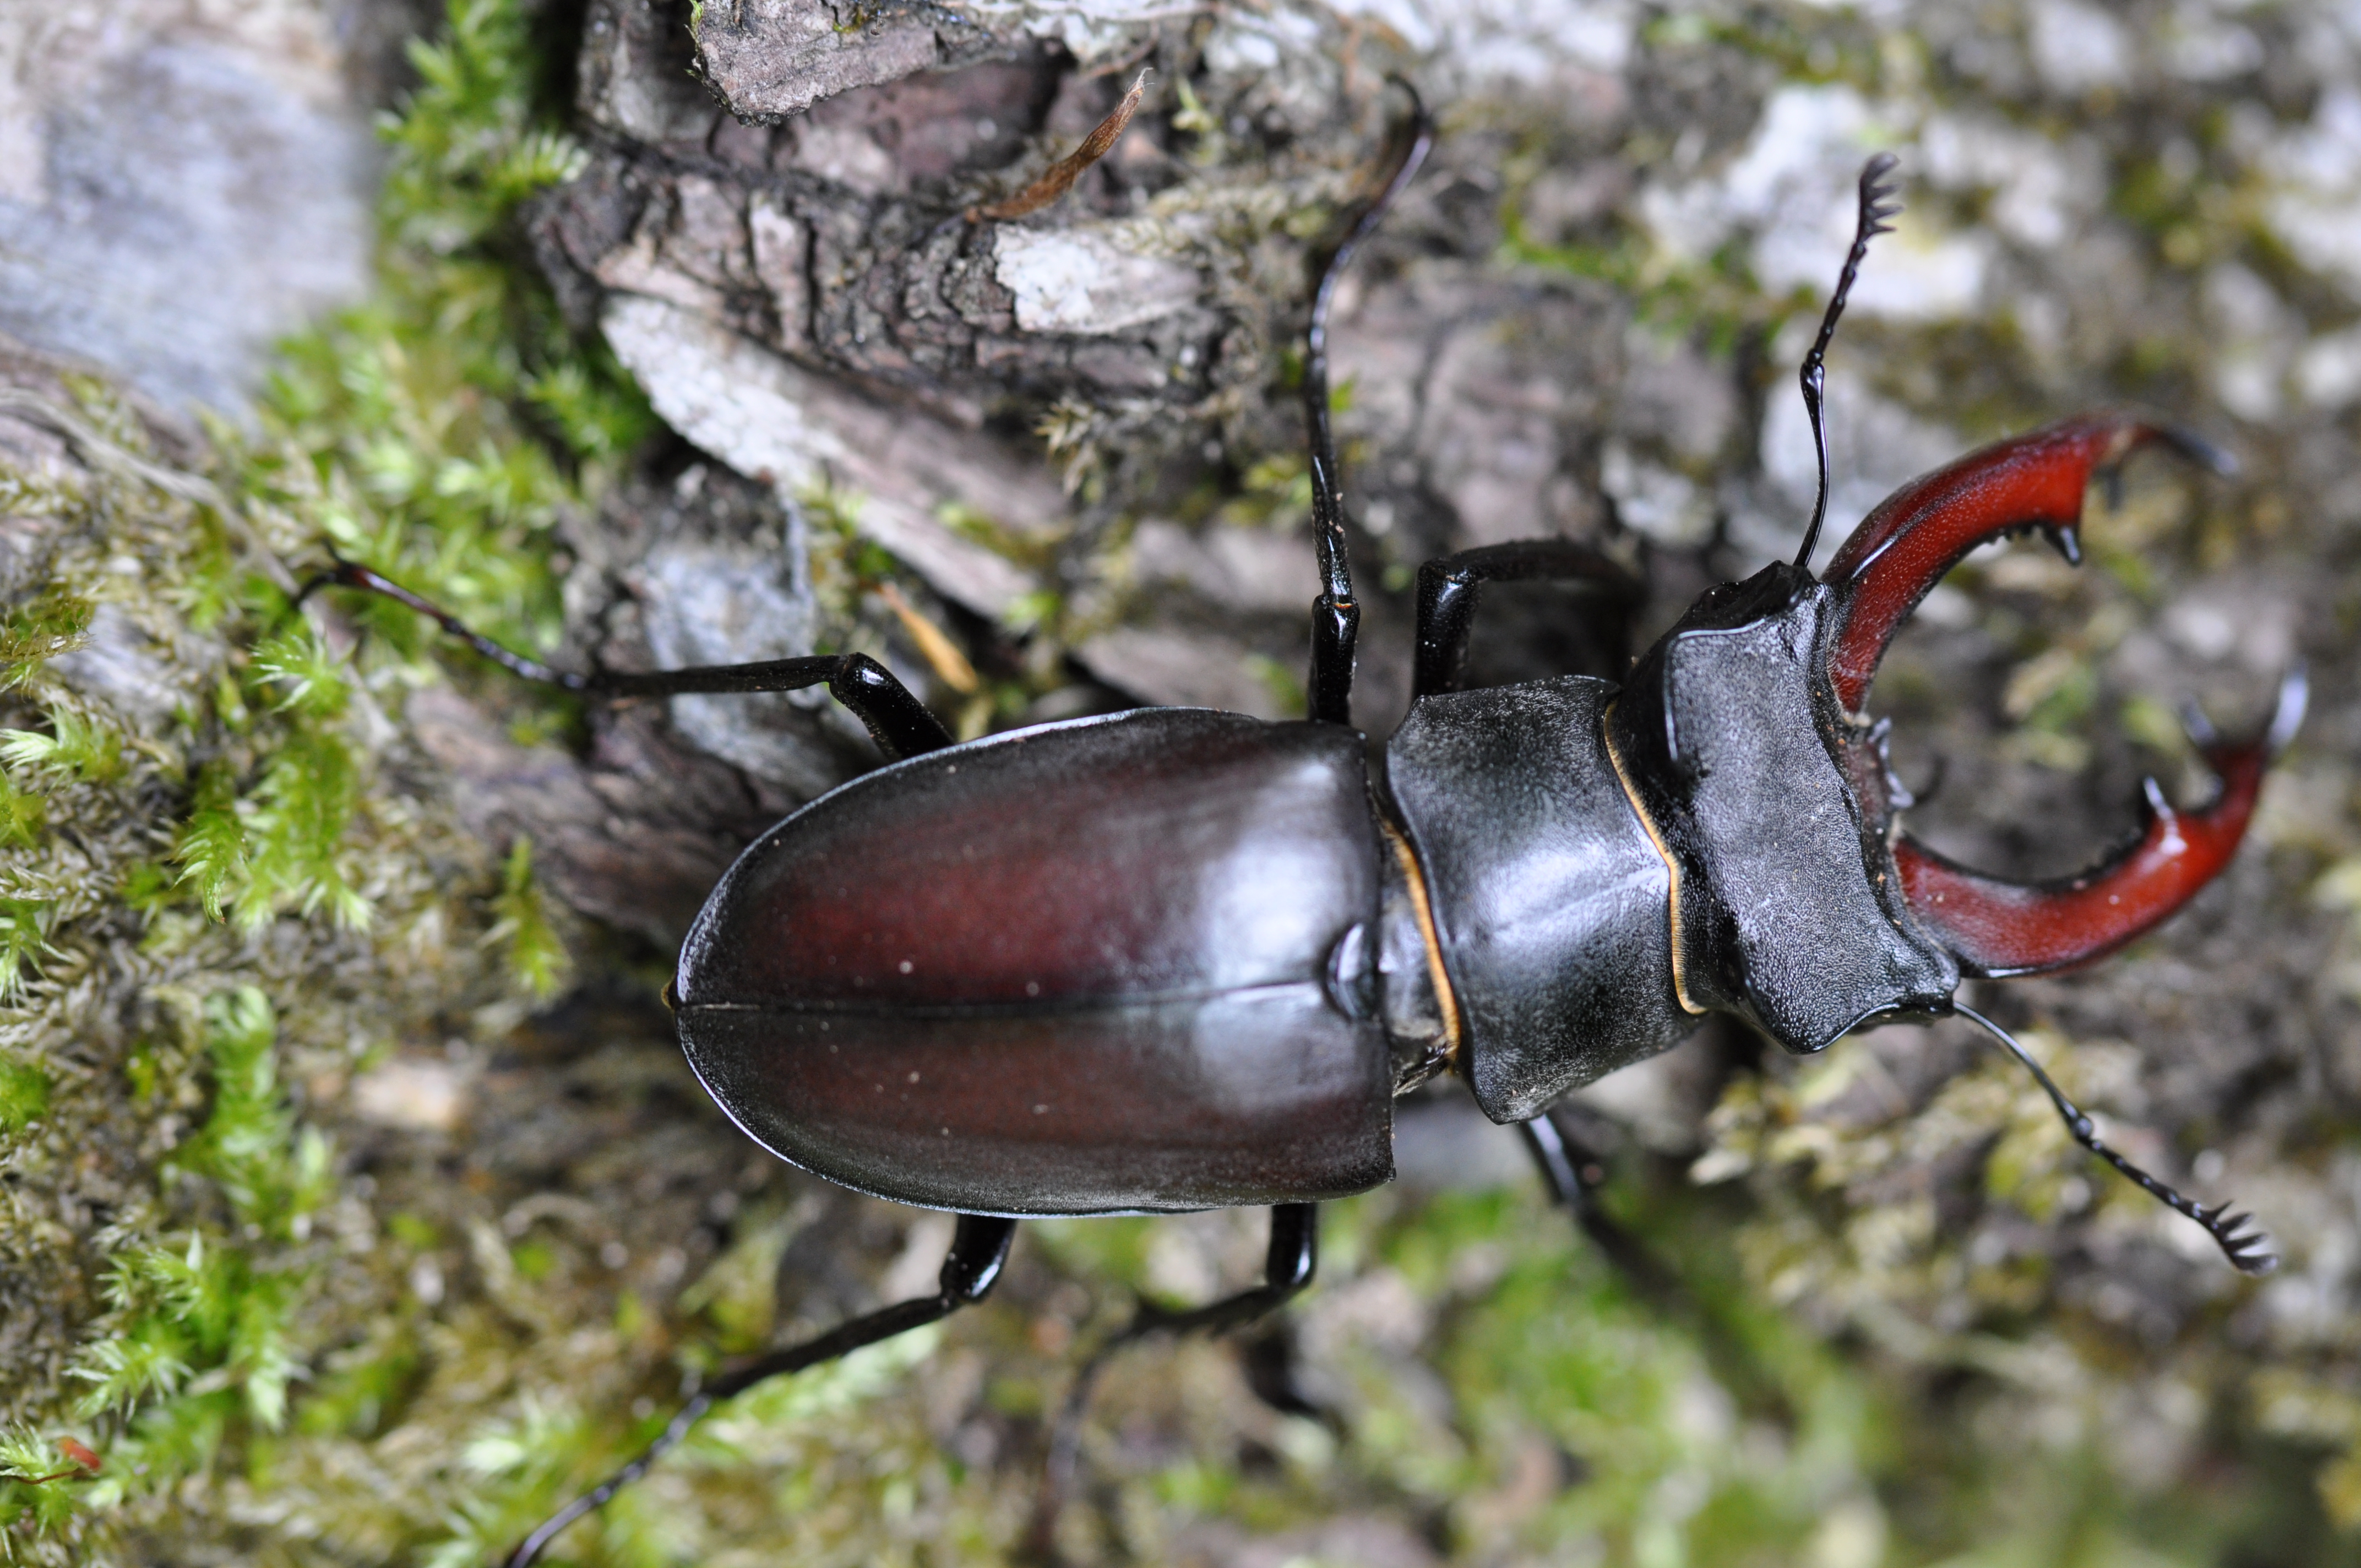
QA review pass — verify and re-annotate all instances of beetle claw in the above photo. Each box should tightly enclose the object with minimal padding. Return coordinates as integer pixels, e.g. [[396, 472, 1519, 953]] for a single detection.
[[1895, 731, 2266, 977], [1820, 412, 2267, 977], [1820, 413, 2228, 713]]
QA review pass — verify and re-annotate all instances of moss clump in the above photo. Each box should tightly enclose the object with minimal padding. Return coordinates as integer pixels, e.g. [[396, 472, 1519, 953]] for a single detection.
[[0, 0, 641, 1558], [0, 355, 502, 1561]]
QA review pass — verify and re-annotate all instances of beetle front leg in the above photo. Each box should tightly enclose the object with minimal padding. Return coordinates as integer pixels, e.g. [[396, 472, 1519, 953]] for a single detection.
[[1298, 89, 1432, 728], [301, 558, 954, 760], [504, 1214, 1016, 1567], [1413, 540, 1642, 699]]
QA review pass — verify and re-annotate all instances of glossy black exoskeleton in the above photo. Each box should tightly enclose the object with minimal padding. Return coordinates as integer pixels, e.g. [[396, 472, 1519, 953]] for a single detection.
[[312, 132, 2299, 1566]]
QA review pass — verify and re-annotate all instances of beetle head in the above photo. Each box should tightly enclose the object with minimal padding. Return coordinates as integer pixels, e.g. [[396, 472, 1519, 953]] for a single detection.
[[1608, 560, 1959, 1054]]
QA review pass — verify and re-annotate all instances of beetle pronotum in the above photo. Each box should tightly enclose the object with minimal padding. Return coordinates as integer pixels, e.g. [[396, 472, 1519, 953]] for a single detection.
[[309, 106, 2300, 1566]]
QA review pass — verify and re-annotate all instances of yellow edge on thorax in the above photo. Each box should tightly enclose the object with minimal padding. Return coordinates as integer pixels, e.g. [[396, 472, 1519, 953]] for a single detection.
[[1380, 819, 1465, 1066], [1602, 699, 1707, 1017]]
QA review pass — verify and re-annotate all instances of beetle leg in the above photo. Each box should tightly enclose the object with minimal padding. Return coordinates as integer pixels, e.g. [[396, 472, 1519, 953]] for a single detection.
[[1895, 668, 2304, 977], [504, 1215, 1016, 1568], [1819, 412, 2234, 714], [1030, 1205, 1319, 1557], [1301, 88, 1432, 727], [1519, 1109, 1686, 1302], [1412, 540, 1641, 698], [301, 557, 954, 759]]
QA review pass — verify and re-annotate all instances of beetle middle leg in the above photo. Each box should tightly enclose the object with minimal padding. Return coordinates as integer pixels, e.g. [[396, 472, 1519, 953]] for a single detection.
[[300, 556, 954, 759], [1028, 1204, 1320, 1556], [504, 1213, 1016, 1567], [1519, 1108, 1687, 1303]]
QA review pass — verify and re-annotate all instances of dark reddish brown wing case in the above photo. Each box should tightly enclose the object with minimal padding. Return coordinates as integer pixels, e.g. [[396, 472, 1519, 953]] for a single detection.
[[673, 709, 1394, 1215]]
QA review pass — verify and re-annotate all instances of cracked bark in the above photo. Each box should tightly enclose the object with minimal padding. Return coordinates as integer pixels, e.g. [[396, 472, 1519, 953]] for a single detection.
[[407, 5, 2361, 1555], [471, 0, 1689, 928]]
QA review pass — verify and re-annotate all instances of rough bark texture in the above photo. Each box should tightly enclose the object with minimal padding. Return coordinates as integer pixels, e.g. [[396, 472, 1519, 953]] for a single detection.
[[489, 0, 2361, 1558]]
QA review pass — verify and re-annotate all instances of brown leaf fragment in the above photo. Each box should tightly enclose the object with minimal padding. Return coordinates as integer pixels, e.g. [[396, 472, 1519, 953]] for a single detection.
[[876, 581, 980, 692], [967, 69, 1150, 223], [21, 1436, 102, 1484]]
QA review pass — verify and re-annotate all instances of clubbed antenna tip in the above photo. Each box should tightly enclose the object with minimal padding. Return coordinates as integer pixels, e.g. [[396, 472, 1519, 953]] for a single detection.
[[1795, 153, 1903, 574], [1957, 1004, 2279, 1277]]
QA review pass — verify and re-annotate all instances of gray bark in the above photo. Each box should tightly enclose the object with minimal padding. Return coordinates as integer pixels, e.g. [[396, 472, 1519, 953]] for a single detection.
[[489, 7, 2361, 1547]]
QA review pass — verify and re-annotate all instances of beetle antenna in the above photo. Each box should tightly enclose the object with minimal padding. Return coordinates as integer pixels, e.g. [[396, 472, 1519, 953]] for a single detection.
[[1954, 1004, 2277, 1276], [1794, 153, 1901, 574]]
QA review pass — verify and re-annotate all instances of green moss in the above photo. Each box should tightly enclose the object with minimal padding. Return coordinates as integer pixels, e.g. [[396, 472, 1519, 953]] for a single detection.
[[489, 836, 572, 1000], [0, 1059, 49, 1131], [3, 4, 2351, 1565], [0, 706, 122, 786], [0, 591, 91, 684], [0, 0, 630, 1556]]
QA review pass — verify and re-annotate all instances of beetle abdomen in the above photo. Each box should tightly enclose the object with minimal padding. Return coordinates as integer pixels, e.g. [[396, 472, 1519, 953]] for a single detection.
[[673, 708, 1393, 1215]]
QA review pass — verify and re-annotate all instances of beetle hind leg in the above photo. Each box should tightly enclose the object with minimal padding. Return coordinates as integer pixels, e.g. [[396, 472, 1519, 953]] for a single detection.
[[301, 556, 953, 759], [503, 1215, 1017, 1567]]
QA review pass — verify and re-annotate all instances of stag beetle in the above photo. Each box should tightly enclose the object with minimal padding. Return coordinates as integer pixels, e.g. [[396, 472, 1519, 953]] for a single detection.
[[312, 122, 2303, 1565]]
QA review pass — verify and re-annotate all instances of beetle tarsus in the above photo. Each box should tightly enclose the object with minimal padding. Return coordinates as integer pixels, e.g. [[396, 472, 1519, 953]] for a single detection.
[[1955, 1004, 2277, 1276], [301, 554, 586, 689], [503, 1215, 1016, 1567]]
